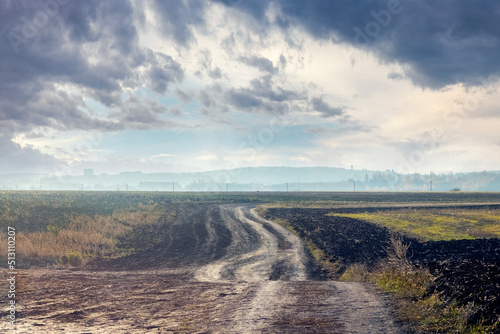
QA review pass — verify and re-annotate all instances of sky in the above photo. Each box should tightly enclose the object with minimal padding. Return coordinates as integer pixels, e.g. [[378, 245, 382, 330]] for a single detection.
[[1, 0, 500, 176]]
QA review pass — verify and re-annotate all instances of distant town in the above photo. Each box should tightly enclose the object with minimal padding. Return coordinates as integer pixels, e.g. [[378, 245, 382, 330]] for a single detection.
[[1, 167, 500, 192]]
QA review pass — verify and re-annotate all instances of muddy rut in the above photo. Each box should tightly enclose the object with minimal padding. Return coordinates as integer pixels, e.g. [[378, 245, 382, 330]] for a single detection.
[[2, 204, 405, 333]]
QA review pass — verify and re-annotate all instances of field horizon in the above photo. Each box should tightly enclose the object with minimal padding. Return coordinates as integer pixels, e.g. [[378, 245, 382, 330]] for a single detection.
[[1, 190, 499, 332]]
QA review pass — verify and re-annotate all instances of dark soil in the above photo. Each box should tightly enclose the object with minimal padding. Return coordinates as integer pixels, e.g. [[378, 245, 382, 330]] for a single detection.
[[93, 203, 234, 270], [265, 206, 500, 329], [265, 208, 392, 269], [0, 204, 405, 333], [411, 239, 500, 326]]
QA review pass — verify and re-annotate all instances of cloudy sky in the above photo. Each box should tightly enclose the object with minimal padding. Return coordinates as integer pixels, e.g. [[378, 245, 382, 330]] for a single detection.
[[1, 0, 499, 175]]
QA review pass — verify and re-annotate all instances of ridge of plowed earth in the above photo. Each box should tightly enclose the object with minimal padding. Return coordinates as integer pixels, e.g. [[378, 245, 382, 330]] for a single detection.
[[1, 204, 406, 333], [264, 205, 500, 330]]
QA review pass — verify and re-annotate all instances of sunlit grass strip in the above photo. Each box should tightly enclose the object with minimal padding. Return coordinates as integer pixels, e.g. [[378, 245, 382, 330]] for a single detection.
[[327, 209, 500, 241], [262, 200, 372, 209]]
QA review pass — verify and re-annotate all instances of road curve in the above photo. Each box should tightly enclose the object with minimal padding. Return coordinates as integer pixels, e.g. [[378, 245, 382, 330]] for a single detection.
[[10, 204, 407, 333], [195, 205, 307, 282], [195, 204, 405, 333]]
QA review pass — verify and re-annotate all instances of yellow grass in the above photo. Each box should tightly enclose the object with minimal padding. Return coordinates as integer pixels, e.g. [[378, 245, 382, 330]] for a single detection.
[[0, 203, 167, 267], [16, 230, 113, 259], [328, 209, 500, 241]]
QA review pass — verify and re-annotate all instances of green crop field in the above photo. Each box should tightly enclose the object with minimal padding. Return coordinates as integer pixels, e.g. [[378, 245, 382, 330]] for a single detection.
[[1, 190, 499, 333], [328, 208, 500, 241], [1, 190, 500, 267]]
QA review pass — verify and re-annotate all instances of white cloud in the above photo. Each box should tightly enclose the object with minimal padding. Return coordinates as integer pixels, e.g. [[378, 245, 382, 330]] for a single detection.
[[4, 1, 500, 174], [290, 156, 311, 162], [99, 2, 500, 173], [195, 155, 218, 161], [150, 153, 176, 158]]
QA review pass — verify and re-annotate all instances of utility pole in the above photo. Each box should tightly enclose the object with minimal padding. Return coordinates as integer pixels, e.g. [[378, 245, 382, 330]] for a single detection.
[[353, 180, 356, 192], [430, 180, 433, 191]]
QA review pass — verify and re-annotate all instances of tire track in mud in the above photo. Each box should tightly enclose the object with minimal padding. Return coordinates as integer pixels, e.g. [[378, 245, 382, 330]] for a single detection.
[[195, 205, 307, 282], [195, 204, 404, 333], [9, 203, 406, 333]]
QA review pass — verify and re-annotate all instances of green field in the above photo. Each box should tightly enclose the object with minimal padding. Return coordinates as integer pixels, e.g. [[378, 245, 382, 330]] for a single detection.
[[328, 208, 500, 241], [1, 190, 500, 267], [1, 190, 499, 333]]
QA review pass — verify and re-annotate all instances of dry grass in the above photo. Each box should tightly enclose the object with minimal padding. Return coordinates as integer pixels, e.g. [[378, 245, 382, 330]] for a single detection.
[[385, 232, 412, 271], [16, 230, 113, 259], [0, 203, 166, 267]]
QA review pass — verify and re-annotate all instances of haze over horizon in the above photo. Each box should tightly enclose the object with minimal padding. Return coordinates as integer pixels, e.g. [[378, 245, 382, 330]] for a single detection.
[[2, 0, 500, 176]]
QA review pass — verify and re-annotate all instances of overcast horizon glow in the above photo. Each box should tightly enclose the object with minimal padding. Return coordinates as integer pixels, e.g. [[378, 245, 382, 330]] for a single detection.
[[1, 0, 500, 176]]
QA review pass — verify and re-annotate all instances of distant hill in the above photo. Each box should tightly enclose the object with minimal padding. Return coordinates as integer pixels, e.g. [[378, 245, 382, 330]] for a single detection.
[[1, 167, 500, 191]]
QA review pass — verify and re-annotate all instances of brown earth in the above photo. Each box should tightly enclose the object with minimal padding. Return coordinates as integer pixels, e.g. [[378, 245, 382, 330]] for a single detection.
[[1, 204, 406, 333], [264, 205, 500, 330]]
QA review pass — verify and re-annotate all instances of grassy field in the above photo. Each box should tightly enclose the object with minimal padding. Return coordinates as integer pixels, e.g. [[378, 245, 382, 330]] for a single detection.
[[1, 190, 499, 332], [259, 193, 500, 333], [328, 208, 500, 241], [2, 190, 500, 267], [0, 191, 180, 267]]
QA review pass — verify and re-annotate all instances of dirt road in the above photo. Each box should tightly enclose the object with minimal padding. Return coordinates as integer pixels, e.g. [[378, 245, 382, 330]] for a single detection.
[[2, 204, 406, 333]]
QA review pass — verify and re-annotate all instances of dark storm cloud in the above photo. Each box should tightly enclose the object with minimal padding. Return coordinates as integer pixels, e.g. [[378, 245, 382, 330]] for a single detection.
[[387, 72, 404, 81], [169, 107, 183, 116], [225, 88, 292, 115], [1, 0, 185, 130], [175, 88, 195, 103], [107, 96, 182, 131], [0, 0, 186, 171], [218, 0, 269, 23], [224, 75, 301, 114], [208, 67, 222, 79], [152, 0, 207, 46], [310, 97, 345, 118], [199, 90, 214, 108], [238, 56, 276, 73], [195, 49, 224, 80], [249, 76, 300, 102], [226, 89, 263, 109], [147, 51, 184, 94], [220, 0, 500, 88], [0, 136, 62, 174]]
